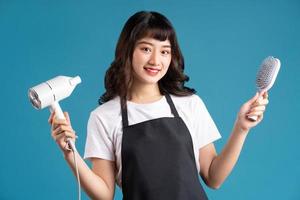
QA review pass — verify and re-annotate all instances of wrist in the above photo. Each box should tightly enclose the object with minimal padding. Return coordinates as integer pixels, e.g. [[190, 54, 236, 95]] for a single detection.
[[63, 149, 74, 160], [233, 122, 249, 135]]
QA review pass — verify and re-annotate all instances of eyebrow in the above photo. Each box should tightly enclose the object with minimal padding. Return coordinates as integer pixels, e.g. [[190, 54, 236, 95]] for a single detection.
[[137, 41, 171, 48]]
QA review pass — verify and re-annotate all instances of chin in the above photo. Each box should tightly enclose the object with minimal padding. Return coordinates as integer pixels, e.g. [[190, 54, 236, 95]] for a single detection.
[[144, 78, 161, 85], [138, 76, 162, 85]]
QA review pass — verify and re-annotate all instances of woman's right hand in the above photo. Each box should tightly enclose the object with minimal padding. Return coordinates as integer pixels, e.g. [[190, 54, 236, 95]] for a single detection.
[[48, 111, 77, 153]]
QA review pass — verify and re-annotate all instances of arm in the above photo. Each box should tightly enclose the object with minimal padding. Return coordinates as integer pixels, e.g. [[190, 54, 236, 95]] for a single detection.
[[49, 112, 115, 200], [199, 92, 269, 189]]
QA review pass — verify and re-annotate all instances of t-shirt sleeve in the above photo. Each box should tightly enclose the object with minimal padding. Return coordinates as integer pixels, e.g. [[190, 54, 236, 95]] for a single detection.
[[192, 95, 221, 149], [84, 112, 115, 161]]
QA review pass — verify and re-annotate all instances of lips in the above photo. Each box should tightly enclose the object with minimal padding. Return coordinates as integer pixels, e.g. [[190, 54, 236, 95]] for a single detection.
[[143, 67, 161, 76], [143, 67, 161, 73]]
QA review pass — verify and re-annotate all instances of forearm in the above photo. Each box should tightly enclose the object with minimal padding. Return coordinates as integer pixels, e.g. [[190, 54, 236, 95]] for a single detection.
[[208, 125, 248, 188], [64, 151, 113, 200], [203, 92, 268, 189]]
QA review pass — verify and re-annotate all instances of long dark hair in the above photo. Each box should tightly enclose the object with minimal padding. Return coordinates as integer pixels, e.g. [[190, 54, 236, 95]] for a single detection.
[[99, 11, 195, 106]]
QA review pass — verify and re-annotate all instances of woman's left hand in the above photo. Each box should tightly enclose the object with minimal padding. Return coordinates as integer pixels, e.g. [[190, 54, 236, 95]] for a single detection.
[[235, 92, 269, 133]]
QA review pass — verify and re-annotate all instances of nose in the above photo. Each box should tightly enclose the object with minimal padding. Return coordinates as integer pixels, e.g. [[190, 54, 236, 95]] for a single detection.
[[148, 50, 160, 66]]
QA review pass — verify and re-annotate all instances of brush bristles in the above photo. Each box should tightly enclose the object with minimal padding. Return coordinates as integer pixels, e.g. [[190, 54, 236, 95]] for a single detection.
[[256, 56, 279, 91]]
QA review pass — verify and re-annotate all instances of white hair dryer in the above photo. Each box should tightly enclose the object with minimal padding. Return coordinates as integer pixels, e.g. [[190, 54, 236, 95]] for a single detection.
[[28, 75, 81, 151], [28, 75, 82, 200]]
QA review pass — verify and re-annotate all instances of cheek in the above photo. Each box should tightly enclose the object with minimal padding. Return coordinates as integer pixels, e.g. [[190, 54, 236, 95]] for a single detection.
[[132, 51, 146, 68], [163, 57, 172, 70], [132, 52, 141, 71]]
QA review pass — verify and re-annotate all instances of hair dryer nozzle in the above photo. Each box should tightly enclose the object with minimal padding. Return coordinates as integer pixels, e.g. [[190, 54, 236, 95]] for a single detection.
[[70, 76, 81, 86]]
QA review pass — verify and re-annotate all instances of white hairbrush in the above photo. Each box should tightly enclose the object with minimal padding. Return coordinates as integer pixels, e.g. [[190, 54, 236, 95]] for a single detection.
[[248, 56, 281, 121]]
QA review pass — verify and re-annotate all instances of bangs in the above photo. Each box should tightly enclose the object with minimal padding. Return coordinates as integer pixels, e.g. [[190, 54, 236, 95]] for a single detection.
[[136, 14, 175, 42], [142, 27, 173, 41]]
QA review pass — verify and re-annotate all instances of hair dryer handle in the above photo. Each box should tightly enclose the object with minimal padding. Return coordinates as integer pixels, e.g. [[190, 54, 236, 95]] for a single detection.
[[50, 101, 77, 152], [50, 101, 66, 120]]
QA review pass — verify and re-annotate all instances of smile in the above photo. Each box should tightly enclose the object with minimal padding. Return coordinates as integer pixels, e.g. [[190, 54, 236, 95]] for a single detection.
[[143, 67, 161, 76], [143, 67, 161, 73]]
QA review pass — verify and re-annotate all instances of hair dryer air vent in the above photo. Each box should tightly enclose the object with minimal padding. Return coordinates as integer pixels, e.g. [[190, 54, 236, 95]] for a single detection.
[[29, 89, 42, 109]]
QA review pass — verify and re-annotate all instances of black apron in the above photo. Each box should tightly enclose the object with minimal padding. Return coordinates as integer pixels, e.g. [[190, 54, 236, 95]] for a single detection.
[[121, 93, 208, 200]]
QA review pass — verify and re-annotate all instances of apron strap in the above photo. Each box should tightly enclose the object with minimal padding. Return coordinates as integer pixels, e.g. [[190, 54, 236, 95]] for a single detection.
[[121, 101, 129, 128], [165, 93, 179, 118]]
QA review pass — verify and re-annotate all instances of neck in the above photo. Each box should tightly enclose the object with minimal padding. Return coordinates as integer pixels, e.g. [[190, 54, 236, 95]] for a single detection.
[[129, 82, 162, 103]]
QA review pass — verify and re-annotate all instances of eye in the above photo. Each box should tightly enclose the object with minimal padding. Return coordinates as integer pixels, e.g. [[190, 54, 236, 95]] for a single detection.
[[141, 47, 152, 53], [161, 50, 171, 56]]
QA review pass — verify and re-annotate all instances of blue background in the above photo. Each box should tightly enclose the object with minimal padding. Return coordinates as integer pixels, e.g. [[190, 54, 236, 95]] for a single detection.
[[1, 0, 299, 199]]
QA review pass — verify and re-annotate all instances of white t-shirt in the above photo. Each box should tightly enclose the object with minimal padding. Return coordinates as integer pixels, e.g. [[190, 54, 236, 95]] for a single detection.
[[84, 94, 221, 187]]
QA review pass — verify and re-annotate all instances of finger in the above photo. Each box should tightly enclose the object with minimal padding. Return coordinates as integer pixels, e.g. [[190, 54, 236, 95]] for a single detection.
[[51, 130, 77, 140], [251, 99, 269, 107], [64, 112, 71, 125], [247, 92, 259, 105], [246, 110, 264, 117], [48, 111, 55, 124], [249, 105, 266, 113], [52, 125, 74, 136], [52, 118, 69, 127], [52, 133, 65, 142], [243, 92, 259, 109], [263, 91, 268, 99], [259, 99, 269, 106], [258, 114, 264, 121], [252, 113, 264, 123], [51, 120, 69, 132], [51, 127, 64, 139], [52, 130, 77, 141]]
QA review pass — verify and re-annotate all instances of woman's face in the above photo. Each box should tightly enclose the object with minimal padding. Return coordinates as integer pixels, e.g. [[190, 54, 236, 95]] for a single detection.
[[132, 37, 172, 86]]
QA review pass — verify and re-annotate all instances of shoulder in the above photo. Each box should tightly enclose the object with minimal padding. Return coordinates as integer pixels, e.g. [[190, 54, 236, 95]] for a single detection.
[[89, 96, 121, 124], [170, 94, 205, 109], [170, 94, 210, 121]]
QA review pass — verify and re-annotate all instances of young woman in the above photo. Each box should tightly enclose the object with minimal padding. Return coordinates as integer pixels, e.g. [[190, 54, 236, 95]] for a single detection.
[[49, 11, 269, 200]]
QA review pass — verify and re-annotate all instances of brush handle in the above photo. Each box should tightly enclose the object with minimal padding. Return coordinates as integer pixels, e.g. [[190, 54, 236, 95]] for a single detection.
[[247, 94, 264, 122], [247, 115, 258, 121]]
